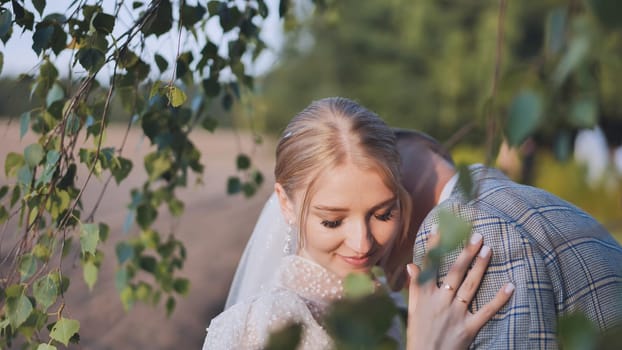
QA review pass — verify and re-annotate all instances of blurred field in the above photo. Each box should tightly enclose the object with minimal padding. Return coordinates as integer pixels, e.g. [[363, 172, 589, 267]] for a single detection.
[[0, 121, 276, 349]]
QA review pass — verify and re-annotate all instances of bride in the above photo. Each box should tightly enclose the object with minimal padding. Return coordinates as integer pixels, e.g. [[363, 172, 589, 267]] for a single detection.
[[202, 97, 514, 349]]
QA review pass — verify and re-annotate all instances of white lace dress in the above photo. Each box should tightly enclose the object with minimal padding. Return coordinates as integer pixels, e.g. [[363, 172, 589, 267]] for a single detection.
[[202, 255, 344, 349]]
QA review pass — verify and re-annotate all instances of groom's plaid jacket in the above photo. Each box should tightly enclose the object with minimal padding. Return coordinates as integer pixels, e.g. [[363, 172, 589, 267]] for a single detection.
[[413, 165, 622, 350]]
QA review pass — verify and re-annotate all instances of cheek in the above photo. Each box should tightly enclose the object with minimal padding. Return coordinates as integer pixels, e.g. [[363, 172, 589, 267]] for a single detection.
[[370, 221, 400, 246], [304, 225, 344, 253]]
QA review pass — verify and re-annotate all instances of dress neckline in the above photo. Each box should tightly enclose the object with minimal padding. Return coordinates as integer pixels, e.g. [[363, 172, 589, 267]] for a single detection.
[[274, 255, 344, 304]]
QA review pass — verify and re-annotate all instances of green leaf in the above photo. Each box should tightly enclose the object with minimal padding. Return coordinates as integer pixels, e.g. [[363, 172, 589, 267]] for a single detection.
[[587, 0, 622, 29], [83, 260, 98, 290], [32, 24, 54, 56], [19, 253, 37, 281], [141, 0, 172, 36], [5, 152, 25, 177], [92, 12, 115, 34], [77, 48, 106, 72], [552, 33, 589, 86], [236, 154, 251, 170], [136, 203, 157, 229], [0, 51, 3, 75], [80, 223, 99, 255], [0, 10, 12, 38], [46, 83, 64, 107], [569, 97, 598, 129], [438, 209, 472, 251], [10, 186, 21, 207], [7, 294, 33, 329], [0, 185, 7, 199], [28, 206, 39, 227], [173, 278, 190, 295], [181, 4, 206, 28], [227, 176, 241, 194], [33, 0, 46, 16], [221, 92, 233, 110], [50, 25, 67, 55], [168, 198, 184, 217], [554, 130, 572, 162], [139, 255, 157, 273], [202, 77, 221, 97], [504, 90, 543, 147], [120, 286, 134, 311], [242, 182, 257, 197], [456, 164, 476, 201], [50, 317, 80, 346], [558, 312, 598, 350], [32, 243, 51, 261], [116, 241, 134, 264], [0, 206, 7, 224], [258, 0, 269, 18], [111, 157, 132, 184], [18, 165, 33, 188], [118, 47, 138, 68], [36, 344, 57, 350], [325, 294, 397, 348], [165, 296, 176, 317], [253, 170, 264, 186], [279, 0, 290, 18], [154, 54, 168, 72], [145, 152, 171, 182], [115, 267, 129, 293], [33, 274, 59, 310], [219, 5, 242, 32], [264, 323, 303, 350], [37, 150, 60, 186], [546, 8, 567, 56], [99, 223, 110, 242], [20, 111, 30, 139], [343, 273, 375, 299], [24, 143, 45, 168], [149, 80, 163, 99], [167, 85, 187, 107], [13, 2, 34, 30], [201, 116, 218, 132]]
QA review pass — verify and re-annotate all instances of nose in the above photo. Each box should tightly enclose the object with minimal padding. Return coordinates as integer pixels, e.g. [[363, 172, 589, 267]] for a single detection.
[[345, 219, 372, 255]]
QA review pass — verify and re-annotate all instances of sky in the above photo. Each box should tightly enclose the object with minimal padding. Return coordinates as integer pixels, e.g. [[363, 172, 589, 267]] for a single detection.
[[1, 0, 285, 79]]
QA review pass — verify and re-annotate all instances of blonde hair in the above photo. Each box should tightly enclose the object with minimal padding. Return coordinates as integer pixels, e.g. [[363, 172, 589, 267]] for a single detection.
[[275, 97, 411, 285]]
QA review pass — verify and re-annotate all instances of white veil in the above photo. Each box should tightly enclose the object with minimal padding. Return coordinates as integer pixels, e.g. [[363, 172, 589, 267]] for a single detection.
[[225, 192, 297, 309]]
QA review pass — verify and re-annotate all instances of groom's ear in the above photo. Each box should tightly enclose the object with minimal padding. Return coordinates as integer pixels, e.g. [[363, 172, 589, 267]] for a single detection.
[[274, 183, 296, 224]]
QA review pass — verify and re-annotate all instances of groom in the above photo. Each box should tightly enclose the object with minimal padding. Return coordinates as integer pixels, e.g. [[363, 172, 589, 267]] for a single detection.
[[394, 129, 622, 349]]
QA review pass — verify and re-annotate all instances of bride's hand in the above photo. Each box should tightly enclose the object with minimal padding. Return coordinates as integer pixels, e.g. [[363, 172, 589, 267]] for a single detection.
[[405, 231, 515, 350]]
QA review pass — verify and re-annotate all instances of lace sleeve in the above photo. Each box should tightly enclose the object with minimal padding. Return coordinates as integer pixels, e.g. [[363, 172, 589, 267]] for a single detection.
[[202, 290, 332, 350]]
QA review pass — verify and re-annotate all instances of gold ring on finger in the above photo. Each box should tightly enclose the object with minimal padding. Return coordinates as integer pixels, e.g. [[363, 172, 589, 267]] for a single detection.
[[455, 295, 468, 304], [442, 283, 455, 291]]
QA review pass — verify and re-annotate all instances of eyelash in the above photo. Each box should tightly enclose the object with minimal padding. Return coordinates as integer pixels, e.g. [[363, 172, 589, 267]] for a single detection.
[[375, 209, 395, 222], [320, 206, 396, 228], [321, 220, 342, 228]]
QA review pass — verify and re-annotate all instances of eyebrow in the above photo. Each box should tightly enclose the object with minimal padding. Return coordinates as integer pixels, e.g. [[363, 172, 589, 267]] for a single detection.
[[312, 196, 397, 213]]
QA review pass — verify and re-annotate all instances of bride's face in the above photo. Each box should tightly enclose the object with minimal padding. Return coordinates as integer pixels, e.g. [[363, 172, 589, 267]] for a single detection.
[[287, 162, 401, 277]]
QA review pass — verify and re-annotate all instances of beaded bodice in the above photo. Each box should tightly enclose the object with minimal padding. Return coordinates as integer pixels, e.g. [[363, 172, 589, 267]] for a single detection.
[[202, 255, 344, 350]]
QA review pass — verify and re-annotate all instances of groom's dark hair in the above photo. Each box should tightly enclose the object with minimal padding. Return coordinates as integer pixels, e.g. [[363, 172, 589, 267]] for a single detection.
[[392, 128, 455, 166]]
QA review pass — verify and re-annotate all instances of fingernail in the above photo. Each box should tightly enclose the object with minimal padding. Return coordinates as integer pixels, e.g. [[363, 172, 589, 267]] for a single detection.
[[406, 264, 414, 278], [470, 233, 482, 245], [504, 282, 515, 294], [478, 245, 490, 258], [430, 224, 439, 235]]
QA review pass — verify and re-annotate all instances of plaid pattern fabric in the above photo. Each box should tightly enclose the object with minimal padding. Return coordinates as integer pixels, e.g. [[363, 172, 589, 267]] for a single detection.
[[413, 165, 622, 349]]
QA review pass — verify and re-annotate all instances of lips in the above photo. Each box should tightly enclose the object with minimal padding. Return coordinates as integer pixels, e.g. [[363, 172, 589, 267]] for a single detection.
[[339, 254, 371, 268]]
